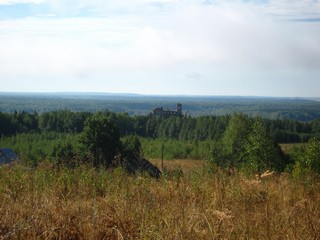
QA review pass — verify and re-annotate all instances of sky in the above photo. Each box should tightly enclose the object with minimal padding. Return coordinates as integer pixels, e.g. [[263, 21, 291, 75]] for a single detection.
[[0, 0, 320, 97]]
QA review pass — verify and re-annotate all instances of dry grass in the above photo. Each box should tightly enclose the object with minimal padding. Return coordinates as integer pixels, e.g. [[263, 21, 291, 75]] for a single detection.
[[150, 159, 205, 173], [0, 163, 320, 239]]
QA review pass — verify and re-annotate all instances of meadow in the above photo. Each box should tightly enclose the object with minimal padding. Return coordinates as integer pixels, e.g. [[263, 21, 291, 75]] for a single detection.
[[1, 108, 320, 239], [0, 162, 319, 239]]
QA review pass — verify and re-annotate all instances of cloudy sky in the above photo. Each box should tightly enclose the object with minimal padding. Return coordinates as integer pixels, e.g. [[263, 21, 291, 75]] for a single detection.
[[0, 0, 320, 97]]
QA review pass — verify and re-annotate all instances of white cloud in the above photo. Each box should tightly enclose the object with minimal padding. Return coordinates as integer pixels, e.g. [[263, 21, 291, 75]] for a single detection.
[[0, 0, 320, 96], [265, 0, 320, 20]]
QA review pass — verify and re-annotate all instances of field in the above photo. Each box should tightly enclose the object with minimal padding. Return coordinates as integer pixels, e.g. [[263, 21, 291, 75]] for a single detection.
[[1, 95, 320, 239], [0, 162, 319, 239]]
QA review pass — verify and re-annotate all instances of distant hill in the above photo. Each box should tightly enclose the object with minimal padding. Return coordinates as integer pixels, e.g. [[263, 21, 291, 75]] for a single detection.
[[1, 92, 320, 121]]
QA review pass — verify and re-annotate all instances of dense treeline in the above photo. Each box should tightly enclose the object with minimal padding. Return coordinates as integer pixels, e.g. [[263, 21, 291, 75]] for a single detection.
[[1, 110, 320, 143], [1, 110, 320, 176]]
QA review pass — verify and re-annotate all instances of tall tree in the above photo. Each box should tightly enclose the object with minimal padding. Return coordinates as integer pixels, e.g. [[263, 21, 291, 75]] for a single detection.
[[242, 118, 283, 173], [222, 113, 251, 169], [79, 116, 121, 167]]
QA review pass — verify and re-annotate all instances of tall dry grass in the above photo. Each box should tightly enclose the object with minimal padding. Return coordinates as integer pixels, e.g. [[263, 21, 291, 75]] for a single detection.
[[0, 163, 319, 239]]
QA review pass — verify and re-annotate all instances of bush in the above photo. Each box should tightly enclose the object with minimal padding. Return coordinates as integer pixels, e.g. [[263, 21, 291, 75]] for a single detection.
[[293, 137, 320, 177], [49, 141, 78, 167]]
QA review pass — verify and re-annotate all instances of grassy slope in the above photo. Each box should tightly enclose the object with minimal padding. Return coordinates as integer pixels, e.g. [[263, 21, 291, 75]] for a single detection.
[[0, 163, 319, 239]]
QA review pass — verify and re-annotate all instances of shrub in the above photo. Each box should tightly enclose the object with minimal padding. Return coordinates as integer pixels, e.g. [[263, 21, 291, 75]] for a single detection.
[[293, 137, 320, 177]]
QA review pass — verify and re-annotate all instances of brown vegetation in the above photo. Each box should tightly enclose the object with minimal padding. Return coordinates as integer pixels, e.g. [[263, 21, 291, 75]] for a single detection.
[[0, 163, 320, 239], [150, 159, 205, 173]]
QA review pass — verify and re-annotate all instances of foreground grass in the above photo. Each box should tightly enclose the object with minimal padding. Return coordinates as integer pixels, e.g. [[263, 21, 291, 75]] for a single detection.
[[0, 164, 319, 239]]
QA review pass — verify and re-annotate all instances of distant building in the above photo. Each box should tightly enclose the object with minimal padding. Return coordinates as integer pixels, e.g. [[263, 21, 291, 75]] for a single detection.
[[152, 103, 182, 117], [0, 148, 18, 165]]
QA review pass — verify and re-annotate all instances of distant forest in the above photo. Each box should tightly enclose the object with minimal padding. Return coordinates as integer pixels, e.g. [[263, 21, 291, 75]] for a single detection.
[[1, 109, 320, 143], [1, 93, 320, 121]]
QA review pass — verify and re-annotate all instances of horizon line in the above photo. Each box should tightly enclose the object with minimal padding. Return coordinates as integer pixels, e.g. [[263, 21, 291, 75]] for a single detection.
[[0, 91, 318, 100]]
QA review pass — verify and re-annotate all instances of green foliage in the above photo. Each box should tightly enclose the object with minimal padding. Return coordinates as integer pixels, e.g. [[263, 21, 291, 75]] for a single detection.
[[209, 141, 228, 169], [39, 111, 91, 133], [49, 141, 78, 167], [293, 137, 320, 176], [222, 113, 251, 168], [79, 116, 121, 167], [140, 138, 211, 160], [209, 115, 285, 174], [241, 118, 283, 173], [121, 136, 143, 159], [1, 106, 319, 174], [1, 107, 320, 145], [0, 111, 39, 136], [0, 132, 78, 166]]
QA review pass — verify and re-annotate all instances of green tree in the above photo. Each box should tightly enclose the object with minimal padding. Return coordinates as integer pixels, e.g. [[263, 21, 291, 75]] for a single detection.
[[79, 116, 121, 167], [294, 137, 320, 175], [242, 118, 283, 173], [209, 113, 250, 171], [221, 113, 251, 169]]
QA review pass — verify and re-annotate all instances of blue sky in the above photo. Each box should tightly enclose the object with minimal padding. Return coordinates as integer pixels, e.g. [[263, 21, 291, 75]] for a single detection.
[[0, 0, 320, 97]]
